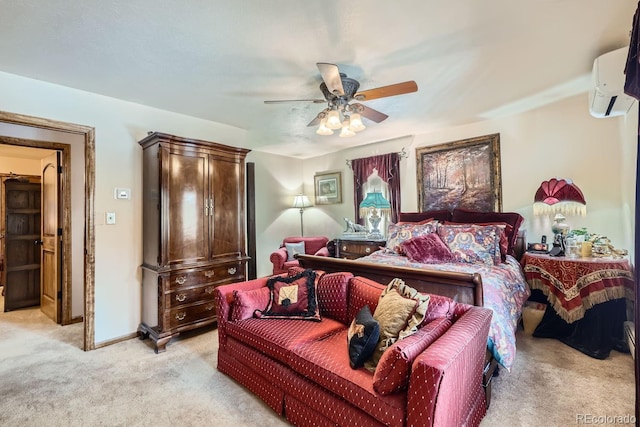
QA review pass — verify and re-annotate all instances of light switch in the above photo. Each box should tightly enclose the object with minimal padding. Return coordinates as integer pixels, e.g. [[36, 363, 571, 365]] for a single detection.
[[114, 188, 131, 200], [106, 212, 116, 225]]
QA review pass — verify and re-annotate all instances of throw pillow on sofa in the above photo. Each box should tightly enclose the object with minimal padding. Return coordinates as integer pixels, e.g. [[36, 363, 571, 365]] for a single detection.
[[373, 317, 452, 395], [231, 287, 271, 321], [368, 278, 431, 368], [255, 268, 321, 321], [347, 305, 380, 369], [285, 242, 306, 261]]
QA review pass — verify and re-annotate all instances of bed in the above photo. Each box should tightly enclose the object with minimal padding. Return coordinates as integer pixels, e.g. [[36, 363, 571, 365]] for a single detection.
[[297, 208, 531, 375]]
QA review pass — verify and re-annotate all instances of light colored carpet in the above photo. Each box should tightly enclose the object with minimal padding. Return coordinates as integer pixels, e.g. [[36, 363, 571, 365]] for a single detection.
[[0, 299, 635, 427]]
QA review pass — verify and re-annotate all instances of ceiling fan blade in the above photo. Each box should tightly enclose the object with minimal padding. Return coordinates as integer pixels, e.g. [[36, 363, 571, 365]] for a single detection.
[[264, 99, 326, 104], [307, 116, 323, 127], [317, 62, 345, 96], [351, 103, 388, 123], [354, 80, 418, 101]]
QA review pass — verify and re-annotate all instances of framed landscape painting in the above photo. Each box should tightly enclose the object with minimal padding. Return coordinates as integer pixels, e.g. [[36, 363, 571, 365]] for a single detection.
[[416, 133, 502, 212], [314, 171, 342, 205]]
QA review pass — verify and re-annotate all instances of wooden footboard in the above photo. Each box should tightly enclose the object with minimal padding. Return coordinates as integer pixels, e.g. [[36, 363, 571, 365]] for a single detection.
[[296, 254, 484, 307]]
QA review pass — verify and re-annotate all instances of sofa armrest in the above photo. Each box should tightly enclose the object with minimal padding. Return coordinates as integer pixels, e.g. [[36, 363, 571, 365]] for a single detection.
[[270, 247, 288, 273], [406, 306, 492, 427], [214, 277, 274, 347], [314, 247, 330, 257]]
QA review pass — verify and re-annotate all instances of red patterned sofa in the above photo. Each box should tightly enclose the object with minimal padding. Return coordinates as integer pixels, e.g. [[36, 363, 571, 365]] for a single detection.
[[214, 270, 492, 427]]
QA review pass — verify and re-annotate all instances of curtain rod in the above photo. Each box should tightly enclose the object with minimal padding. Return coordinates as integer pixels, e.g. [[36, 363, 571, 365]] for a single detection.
[[345, 148, 408, 170]]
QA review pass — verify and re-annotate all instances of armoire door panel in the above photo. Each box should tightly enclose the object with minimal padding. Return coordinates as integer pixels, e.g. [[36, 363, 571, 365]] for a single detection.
[[209, 158, 244, 257], [165, 149, 209, 265]]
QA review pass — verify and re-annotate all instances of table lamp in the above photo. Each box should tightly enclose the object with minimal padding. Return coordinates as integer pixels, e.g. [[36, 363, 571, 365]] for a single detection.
[[359, 191, 391, 240]]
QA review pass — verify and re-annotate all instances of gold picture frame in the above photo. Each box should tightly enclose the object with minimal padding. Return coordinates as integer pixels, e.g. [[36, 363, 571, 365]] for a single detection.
[[314, 171, 342, 205], [416, 133, 502, 212]]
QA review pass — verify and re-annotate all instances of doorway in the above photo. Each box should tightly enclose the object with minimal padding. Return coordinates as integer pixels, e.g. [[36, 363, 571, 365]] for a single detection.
[[0, 110, 95, 351]]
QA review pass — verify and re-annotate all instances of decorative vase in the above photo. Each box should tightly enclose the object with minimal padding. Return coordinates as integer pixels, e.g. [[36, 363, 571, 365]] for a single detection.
[[551, 214, 570, 236]]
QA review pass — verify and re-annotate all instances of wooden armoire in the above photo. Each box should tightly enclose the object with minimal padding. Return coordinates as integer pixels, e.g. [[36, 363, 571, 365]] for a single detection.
[[138, 132, 250, 353]]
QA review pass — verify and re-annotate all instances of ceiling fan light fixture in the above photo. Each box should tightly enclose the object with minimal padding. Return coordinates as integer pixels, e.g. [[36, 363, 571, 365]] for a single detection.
[[316, 118, 333, 136], [326, 109, 342, 130], [339, 118, 356, 138], [349, 113, 366, 132]]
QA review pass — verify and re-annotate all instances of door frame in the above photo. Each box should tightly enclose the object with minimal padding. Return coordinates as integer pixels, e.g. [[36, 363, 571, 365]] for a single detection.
[[0, 110, 95, 351]]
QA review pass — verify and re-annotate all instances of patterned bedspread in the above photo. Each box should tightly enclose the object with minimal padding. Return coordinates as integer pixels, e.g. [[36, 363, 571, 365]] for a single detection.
[[358, 251, 530, 371]]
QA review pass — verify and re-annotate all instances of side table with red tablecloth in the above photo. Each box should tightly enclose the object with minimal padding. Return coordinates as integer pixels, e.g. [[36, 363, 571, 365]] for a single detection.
[[521, 252, 634, 359]]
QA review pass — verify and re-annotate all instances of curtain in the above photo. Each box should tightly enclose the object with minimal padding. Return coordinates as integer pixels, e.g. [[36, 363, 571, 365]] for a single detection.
[[623, 2, 640, 420], [352, 152, 401, 224]]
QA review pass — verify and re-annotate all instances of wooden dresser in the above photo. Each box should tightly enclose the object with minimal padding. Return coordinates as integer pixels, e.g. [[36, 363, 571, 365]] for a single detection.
[[138, 132, 250, 352], [334, 238, 385, 260]]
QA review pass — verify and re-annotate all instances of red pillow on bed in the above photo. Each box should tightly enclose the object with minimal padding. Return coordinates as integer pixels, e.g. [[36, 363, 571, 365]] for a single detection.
[[400, 233, 454, 263]]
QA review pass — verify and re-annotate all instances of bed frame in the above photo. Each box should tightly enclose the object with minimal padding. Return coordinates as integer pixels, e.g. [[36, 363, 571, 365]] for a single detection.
[[296, 254, 484, 306]]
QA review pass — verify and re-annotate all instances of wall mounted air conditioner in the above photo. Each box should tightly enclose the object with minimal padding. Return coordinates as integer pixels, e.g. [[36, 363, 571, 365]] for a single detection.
[[589, 46, 635, 118]]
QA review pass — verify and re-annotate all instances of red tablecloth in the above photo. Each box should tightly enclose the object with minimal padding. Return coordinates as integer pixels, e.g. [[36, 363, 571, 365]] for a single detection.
[[521, 253, 634, 323]]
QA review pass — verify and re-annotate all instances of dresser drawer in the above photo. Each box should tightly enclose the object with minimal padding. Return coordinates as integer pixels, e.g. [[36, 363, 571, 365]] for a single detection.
[[336, 240, 385, 259], [168, 301, 217, 329], [166, 284, 217, 308], [167, 263, 244, 289]]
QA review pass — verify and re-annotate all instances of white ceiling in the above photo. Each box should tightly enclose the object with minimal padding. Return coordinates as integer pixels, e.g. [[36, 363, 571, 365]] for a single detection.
[[0, 1, 635, 159]]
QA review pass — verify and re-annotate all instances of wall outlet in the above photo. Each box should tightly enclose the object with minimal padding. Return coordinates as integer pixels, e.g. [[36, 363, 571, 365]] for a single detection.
[[106, 212, 116, 225]]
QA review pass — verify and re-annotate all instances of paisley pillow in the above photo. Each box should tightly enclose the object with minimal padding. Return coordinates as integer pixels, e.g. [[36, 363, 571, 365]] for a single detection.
[[437, 223, 501, 266], [384, 221, 438, 254]]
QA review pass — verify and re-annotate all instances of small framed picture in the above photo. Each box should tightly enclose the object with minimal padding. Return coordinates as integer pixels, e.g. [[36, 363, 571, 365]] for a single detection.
[[314, 171, 342, 205]]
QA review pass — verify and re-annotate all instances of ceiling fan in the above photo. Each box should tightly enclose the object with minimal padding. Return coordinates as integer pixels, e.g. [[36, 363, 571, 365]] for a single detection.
[[264, 63, 418, 136]]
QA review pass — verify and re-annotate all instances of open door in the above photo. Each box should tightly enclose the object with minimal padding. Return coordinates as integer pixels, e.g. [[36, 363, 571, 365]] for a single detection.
[[40, 151, 61, 323], [3, 179, 41, 311]]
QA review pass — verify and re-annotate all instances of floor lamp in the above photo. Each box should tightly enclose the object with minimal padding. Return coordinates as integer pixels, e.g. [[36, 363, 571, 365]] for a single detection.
[[292, 194, 312, 236]]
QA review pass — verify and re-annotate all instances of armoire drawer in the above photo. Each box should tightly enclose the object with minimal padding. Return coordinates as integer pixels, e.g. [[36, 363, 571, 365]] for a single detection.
[[166, 284, 217, 308], [167, 264, 244, 289], [168, 301, 217, 329]]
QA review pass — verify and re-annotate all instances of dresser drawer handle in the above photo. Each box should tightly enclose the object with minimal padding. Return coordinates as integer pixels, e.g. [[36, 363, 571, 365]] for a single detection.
[[175, 293, 187, 302], [175, 276, 187, 285], [342, 245, 347, 251], [175, 312, 186, 321], [365, 247, 371, 253], [204, 270, 215, 278], [205, 286, 215, 294], [228, 267, 237, 275], [206, 303, 215, 311]]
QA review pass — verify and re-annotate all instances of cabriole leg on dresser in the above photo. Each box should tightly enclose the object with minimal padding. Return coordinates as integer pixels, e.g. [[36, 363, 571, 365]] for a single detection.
[[153, 336, 172, 354]]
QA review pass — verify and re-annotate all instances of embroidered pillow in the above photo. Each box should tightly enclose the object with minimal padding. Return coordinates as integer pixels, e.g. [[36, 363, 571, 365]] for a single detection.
[[367, 278, 430, 369], [231, 287, 271, 321], [347, 305, 380, 369], [400, 233, 454, 263], [384, 221, 438, 254], [437, 223, 501, 266], [255, 269, 321, 321], [285, 242, 306, 261]]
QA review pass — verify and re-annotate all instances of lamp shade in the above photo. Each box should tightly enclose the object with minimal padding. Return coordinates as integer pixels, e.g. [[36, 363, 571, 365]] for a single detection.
[[533, 178, 586, 216], [359, 191, 391, 217], [292, 194, 312, 209]]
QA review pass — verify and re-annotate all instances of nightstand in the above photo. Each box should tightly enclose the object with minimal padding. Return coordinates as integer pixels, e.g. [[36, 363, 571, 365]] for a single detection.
[[521, 252, 634, 359], [334, 238, 385, 260]]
